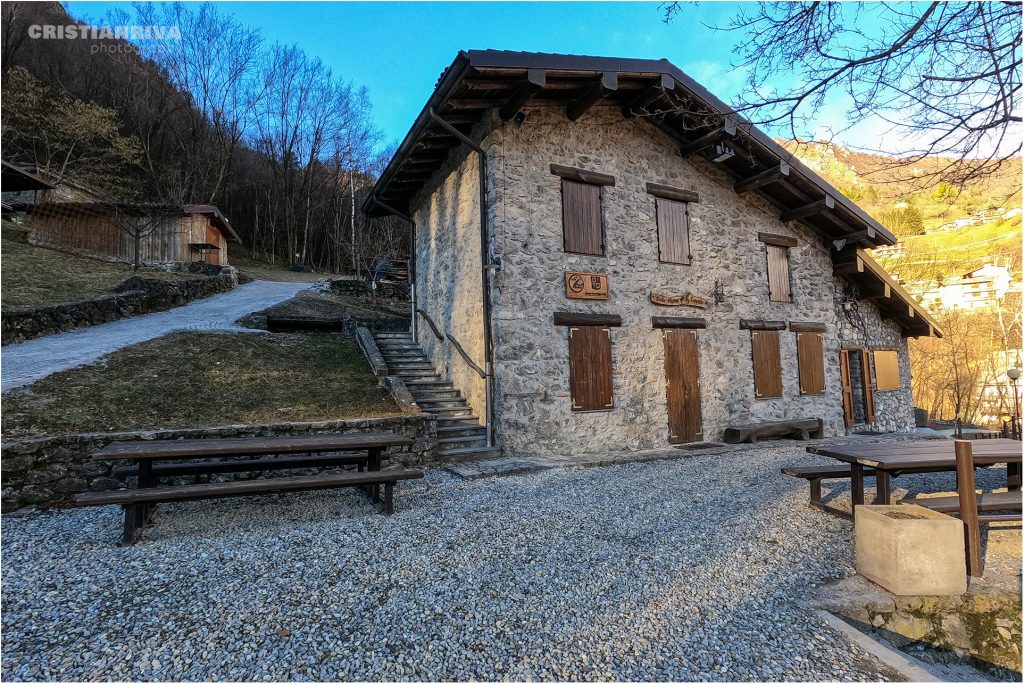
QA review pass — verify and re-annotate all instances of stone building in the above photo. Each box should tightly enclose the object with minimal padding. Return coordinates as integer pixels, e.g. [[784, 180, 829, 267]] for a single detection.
[[364, 51, 941, 460]]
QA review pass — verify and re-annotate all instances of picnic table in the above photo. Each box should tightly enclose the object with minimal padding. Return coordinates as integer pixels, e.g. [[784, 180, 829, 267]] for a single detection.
[[806, 438, 1022, 509], [76, 432, 421, 545]]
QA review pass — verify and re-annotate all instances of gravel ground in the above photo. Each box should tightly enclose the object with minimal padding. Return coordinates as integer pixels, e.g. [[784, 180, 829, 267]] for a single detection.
[[3, 443, 1004, 682]]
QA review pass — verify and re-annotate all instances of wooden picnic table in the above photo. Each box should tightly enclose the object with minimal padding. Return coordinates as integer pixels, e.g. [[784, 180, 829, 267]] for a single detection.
[[807, 438, 1022, 509], [84, 432, 417, 544]]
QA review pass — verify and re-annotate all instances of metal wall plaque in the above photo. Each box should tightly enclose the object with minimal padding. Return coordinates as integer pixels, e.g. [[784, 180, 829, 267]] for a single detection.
[[650, 292, 710, 309], [565, 272, 609, 300]]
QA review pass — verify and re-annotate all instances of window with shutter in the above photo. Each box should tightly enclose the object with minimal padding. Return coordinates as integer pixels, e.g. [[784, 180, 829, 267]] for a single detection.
[[568, 325, 614, 411], [796, 331, 825, 395], [655, 197, 690, 264], [561, 179, 604, 256], [758, 233, 795, 302], [751, 330, 783, 398], [874, 350, 900, 390]]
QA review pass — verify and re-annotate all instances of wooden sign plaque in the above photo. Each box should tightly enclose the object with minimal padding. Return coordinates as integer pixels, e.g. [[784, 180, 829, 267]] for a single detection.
[[650, 291, 710, 309], [565, 272, 609, 300]]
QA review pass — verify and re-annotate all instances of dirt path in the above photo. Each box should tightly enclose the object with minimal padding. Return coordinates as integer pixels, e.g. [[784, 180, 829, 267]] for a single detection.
[[1, 280, 311, 392]]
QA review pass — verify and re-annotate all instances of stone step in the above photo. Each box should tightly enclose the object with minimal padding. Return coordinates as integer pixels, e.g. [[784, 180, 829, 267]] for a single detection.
[[411, 387, 459, 396], [437, 445, 503, 461], [374, 332, 412, 338], [437, 434, 488, 446], [411, 394, 460, 403], [387, 361, 434, 368], [402, 379, 454, 387], [429, 409, 475, 418], [417, 400, 470, 410], [393, 370, 440, 378], [437, 420, 484, 433], [381, 353, 428, 360], [377, 343, 420, 349]]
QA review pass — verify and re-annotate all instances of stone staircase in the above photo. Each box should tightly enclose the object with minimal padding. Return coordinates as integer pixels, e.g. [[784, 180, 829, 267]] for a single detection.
[[373, 331, 501, 462]]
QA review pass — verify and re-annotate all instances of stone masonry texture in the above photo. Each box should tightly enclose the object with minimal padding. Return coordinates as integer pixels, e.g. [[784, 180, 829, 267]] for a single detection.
[[409, 106, 914, 460]]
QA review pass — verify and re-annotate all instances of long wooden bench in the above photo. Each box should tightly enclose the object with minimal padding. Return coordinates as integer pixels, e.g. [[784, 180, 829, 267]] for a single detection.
[[725, 418, 823, 444], [76, 469, 424, 545], [904, 490, 1023, 516], [782, 464, 877, 518]]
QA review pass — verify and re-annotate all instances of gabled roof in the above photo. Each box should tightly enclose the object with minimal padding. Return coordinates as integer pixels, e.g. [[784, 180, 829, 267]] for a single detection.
[[364, 50, 896, 250]]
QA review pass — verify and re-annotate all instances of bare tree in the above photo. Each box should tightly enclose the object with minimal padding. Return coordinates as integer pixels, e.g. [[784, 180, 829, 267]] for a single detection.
[[661, 2, 1022, 192]]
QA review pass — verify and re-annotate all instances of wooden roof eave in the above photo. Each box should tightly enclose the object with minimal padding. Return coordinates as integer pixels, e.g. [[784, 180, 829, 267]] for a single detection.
[[837, 249, 943, 338]]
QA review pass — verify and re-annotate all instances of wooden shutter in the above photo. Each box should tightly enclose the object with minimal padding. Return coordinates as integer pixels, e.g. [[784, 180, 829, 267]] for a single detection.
[[568, 325, 613, 411], [656, 197, 690, 264], [561, 179, 603, 255], [797, 332, 825, 395], [751, 330, 783, 398], [873, 350, 900, 390], [839, 350, 855, 427], [861, 353, 876, 422], [766, 245, 792, 302]]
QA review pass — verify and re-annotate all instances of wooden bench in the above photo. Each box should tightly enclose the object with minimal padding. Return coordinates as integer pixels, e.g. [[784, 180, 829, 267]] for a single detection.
[[782, 464, 877, 518], [905, 490, 1023, 515], [725, 418, 823, 444], [76, 469, 424, 545]]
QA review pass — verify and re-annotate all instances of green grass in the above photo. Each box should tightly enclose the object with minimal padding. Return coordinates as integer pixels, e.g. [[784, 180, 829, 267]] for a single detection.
[[2, 332, 400, 438], [1, 221, 196, 310]]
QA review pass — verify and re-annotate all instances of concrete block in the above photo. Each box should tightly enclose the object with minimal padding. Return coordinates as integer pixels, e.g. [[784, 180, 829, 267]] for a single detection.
[[855, 504, 967, 596]]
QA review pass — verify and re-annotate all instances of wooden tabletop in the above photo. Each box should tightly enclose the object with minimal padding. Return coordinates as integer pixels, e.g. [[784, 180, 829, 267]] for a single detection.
[[808, 438, 1022, 470], [93, 432, 414, 461]]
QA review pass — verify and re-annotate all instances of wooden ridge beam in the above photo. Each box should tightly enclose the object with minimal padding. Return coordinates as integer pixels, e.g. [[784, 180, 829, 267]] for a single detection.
[[566, 72, 618, 121], [623, 74, 675, 118], [679, 117, 738, 158], [735, 162, 790, 194], [499, 69, 547, 122], [780, 195, 835, 222]]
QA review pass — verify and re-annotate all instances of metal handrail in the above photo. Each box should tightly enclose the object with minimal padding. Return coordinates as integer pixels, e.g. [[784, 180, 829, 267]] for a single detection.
[[415, 308, 444, 341], [446, 333, 486, 378]]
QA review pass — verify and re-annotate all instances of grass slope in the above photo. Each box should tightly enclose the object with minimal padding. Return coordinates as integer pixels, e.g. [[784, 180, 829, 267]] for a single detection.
[[2, 332, 399, 438], [1, 221, 195, 310]]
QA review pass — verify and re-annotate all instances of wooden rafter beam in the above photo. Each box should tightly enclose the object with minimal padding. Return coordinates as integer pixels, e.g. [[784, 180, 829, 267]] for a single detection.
[[499, 69, 547, 122], [566, 71, 618, 121], [735, 162, 790, 194], [623, 73, 675, 118], [833, 255, 865, 276], [679, 117, 738, 158], [780, 195, 835, 222]]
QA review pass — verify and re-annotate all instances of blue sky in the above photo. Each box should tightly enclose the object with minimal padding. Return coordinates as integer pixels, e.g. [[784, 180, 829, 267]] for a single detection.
[[65, 1, 877, 150]]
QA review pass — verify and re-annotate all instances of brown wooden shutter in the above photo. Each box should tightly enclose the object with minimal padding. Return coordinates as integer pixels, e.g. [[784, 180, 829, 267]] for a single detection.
[[796, 332, 825, 395], [873, 350, 900, 390], [751, 330, 783, 398], [861, 353, 876, 422], [766, 245, 792, 302], [568, 325, 613, 410], [839, 350, 855, 427], [561, 179, 603, 255], [656, 197, 690, 264]]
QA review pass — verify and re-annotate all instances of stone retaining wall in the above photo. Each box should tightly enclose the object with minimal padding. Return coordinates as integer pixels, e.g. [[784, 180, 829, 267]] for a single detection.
[[2, 271, 236, 345], [1, 415, 436, 511]]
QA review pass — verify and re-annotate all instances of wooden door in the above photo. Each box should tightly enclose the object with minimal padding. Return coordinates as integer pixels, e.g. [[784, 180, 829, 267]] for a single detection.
[[663, 329, 702, 443], [840, 349, 855, 427]]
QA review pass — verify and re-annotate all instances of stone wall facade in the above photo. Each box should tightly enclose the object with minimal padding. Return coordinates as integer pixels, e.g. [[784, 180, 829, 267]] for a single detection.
[[1, 415, 436, 511], [2, 271, 236, 345], [409, 106, 915, 459], [409, 128, 496, 425]]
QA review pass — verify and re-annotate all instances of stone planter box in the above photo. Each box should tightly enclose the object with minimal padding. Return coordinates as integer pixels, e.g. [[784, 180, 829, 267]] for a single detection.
[[855, 505, 967, 596]]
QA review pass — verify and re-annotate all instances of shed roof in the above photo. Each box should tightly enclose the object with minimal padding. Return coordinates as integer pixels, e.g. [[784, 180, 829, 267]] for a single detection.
[[1, 161, 57, 192], [28, 201, 242, 243]]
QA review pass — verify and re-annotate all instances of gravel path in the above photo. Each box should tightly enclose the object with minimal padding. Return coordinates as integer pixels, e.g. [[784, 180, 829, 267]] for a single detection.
[[4, 443, 994, 681], [1, 280, 311, 392]]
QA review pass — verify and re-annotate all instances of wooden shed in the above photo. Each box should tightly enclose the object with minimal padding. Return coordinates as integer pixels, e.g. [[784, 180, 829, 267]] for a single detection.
[[25, 202, 241, 265]]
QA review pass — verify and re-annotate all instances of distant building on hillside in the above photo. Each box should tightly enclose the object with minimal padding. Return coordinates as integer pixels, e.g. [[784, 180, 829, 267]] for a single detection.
[[912, 264, 1015, 311], [26, 201, 241, 266]]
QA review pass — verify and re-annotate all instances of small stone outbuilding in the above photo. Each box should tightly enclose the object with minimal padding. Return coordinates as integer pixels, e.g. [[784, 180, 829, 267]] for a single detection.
[[364, 50, 941, 460]]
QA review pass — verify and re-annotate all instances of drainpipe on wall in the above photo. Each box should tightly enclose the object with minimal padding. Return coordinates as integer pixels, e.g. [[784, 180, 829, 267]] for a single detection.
[[427, 107, 495, 449], [369, 197, 417, 341]]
